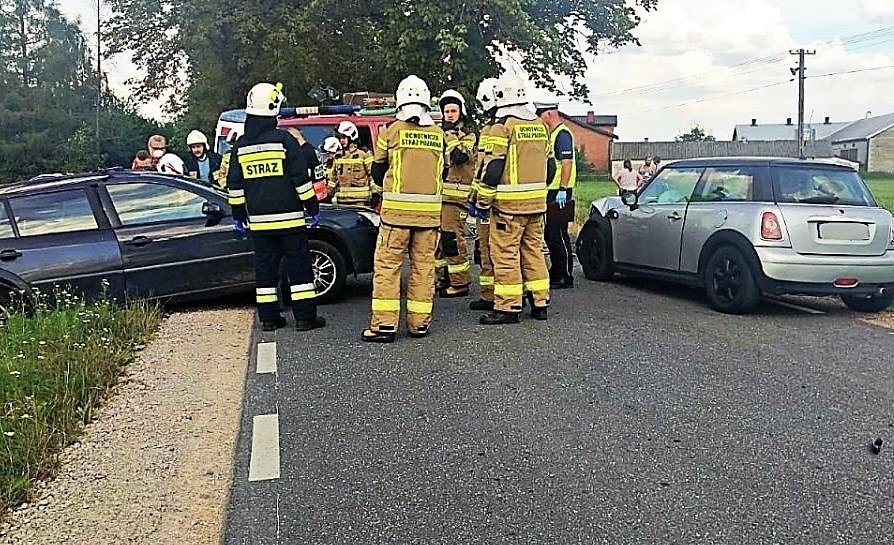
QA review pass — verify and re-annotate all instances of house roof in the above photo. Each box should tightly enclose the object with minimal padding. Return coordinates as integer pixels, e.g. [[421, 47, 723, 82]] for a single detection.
[[827, 112, 894, 143], [561, 113, 619, 139], [733, 122, 851, 142], [563, 114, 618, 127]]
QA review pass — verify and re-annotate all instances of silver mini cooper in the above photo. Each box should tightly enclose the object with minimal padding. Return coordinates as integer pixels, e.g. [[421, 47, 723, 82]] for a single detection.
[[576, 158, 894, 314]]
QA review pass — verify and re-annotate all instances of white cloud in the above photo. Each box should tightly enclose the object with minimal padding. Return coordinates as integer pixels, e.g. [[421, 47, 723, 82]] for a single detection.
[[554, 0, 894, 141], [861, 0, 894, 19]]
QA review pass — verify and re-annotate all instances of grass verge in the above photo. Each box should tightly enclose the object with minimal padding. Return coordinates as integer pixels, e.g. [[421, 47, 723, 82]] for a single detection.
[[1, 290, 162, 513]]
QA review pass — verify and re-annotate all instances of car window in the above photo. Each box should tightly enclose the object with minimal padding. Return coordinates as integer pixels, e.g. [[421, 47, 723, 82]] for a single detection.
[[107, 182, 207, 225], [292, 125, 338, 151], [693, 167, 757, 202], [639, 167, 702, 204], [773, 166, 875, 206], [9, 190, 98, 236], [0, 202, 14, 239]]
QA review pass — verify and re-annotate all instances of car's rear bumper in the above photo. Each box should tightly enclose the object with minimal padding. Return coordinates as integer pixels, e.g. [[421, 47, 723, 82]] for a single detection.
[[755, 246, 894, 294]]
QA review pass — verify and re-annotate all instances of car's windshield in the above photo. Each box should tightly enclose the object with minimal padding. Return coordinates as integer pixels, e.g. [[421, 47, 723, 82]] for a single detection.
[[773, 166, 875, 206]]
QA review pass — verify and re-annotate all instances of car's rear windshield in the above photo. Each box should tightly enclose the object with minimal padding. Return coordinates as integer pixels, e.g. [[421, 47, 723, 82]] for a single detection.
[[772, 166, 876, 206]]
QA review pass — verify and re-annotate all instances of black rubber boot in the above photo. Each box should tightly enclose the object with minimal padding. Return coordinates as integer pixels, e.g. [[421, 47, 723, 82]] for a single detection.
[[530, 306, 548, 321], [361, 329, 397, 343], [479, 311, 521, 325], [469, 299, 494, 311], [407, 325, 430, 339], [295, 316, 326, 331], [261, 316, 287, 332]]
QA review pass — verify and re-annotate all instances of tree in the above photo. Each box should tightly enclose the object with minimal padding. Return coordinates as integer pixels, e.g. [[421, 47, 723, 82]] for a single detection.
[[106, 0, 658, 129], [676, 125, 716, 142], [0, 1, 163, 182]]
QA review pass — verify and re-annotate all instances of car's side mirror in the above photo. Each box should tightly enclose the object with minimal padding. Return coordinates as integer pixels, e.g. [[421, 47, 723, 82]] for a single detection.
[[621, 190, 639, 211], [202, 201, 225, 226]]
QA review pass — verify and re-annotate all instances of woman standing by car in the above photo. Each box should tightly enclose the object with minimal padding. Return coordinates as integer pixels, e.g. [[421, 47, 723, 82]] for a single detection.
[[614, 160, 642, 195]]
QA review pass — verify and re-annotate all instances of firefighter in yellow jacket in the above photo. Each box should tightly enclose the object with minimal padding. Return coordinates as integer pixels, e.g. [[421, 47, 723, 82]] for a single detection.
[[362, 75, 446, 343], [476, 76, 555, 325], [435, 89, 475, 297], [468, 77, 500, 311], [329, 120, 374, 206]]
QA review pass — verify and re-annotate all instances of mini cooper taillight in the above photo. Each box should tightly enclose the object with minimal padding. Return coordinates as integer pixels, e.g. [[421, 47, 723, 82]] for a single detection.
[[761, 212, 783, 240]]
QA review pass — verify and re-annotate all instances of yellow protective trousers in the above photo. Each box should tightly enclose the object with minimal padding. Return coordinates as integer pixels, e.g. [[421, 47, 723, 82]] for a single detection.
[[436, 203, 471, 289], [489, 211, 550, 313], [370, 225, 440, 332], [476, 217, 494, 301]]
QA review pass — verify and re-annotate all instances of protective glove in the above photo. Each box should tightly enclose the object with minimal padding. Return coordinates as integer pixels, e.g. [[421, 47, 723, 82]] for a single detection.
[[309, 213, 321, 228], [555, 189, 568, 209], [233, 219, 248, 237], [466, 202, 479, 219]]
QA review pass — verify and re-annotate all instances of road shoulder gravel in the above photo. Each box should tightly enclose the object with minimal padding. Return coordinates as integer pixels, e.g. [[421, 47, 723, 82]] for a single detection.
[[0, 306, 253, 545]]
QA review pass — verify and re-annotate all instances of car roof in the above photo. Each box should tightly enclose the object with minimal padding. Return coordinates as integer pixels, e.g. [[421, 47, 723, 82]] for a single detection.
[[0, 170, 205, 198], [668, 157, 857, 171]]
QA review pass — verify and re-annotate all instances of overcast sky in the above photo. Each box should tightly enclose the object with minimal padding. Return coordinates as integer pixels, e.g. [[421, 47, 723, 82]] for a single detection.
[[59, 0, 894, 142]]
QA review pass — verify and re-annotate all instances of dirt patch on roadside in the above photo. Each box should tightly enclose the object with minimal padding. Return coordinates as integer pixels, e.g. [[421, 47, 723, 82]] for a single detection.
[[0, 306, 253, 544], [862, 310, 894, 330]]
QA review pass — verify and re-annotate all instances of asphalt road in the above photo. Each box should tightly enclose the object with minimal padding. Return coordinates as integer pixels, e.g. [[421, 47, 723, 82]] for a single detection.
[[223, 268, 894, 545]]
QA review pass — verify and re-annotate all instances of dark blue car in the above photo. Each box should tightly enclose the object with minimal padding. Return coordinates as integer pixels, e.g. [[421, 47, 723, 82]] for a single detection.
[[0, 170, 379, 311]]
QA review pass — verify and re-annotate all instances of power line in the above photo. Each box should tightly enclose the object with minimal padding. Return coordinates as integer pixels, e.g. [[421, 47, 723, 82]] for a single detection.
[[638, 79, 794, 114], [807, 64, 894, 79], [594, 25, 894, 98]]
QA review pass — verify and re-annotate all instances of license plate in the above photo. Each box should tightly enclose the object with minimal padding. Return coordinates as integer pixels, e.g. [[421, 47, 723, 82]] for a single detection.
[[818, 222, 870, 241]]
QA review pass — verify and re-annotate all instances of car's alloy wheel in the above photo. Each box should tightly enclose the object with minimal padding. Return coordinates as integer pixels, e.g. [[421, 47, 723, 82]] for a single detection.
[[703, 245, 760, 314], [311, 250, 337, 298], [308, 239, 347, 303]]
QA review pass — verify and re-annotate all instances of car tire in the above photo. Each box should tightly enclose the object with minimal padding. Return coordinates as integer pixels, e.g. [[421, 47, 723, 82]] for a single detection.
[[309, 239, 347, 303], [576, 221, 614, 281], [702, 245, 761, 314], [840, 292, 894, 313], [277, 240, 348, 306]]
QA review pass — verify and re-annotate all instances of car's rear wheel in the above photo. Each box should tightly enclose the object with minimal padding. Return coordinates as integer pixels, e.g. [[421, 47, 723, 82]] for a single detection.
[[309, 239, 347, 303], [703, 245, 761, 314], [840, 292, 894, 313], [576, 221, 614, 281]]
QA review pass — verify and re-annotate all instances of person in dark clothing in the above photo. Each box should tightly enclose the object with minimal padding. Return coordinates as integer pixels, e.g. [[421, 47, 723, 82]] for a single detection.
[[535, 102, 576, 289], [226, 82, 325, 332], [183, 130, 223, 187]]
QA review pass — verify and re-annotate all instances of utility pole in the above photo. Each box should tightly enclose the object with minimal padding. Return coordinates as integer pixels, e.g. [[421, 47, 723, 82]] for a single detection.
[[790, 48, 815, 158], [95, 0, 102, 163]]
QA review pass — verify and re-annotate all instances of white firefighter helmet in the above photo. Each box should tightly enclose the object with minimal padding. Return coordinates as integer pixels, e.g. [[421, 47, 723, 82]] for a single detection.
[[186, 130, 208, 148], [156, 153, 185, 176], [396, 75, 431, 110], [475, 78, 499, 111], [494, 76, 529, 109], [245, 82, 286, 117], [337, 121, 359, 142], [323, 136, 342, 154], [438, 89, 467, 117]]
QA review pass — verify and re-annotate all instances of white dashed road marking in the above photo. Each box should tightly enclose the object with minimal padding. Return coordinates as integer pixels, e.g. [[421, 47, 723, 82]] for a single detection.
[[249, 414, 281, 482], [257, 342, 277, 374]]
